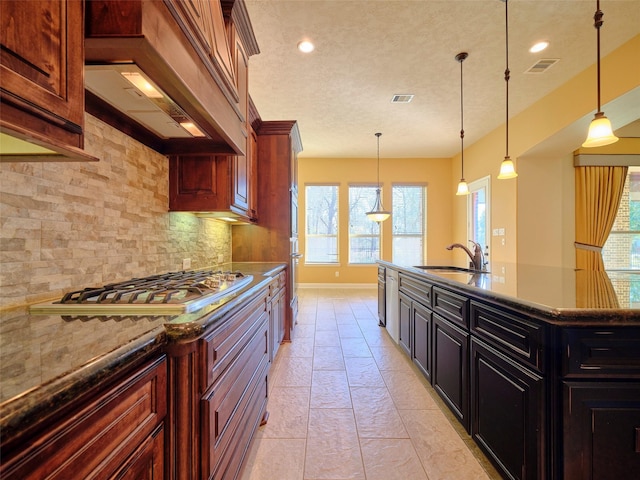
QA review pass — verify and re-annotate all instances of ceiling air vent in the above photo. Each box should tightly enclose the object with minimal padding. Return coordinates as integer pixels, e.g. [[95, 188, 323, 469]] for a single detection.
[[525, 58, 559, 74], [391, 94, 414, 103]]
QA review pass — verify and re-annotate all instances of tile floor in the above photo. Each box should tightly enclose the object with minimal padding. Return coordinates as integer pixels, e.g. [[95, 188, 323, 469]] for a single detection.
[[241, 287, 502, 480]]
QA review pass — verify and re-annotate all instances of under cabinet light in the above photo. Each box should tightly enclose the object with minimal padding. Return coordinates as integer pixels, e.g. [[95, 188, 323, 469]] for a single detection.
[[120, 72, 163, 98], [180, 122, 206, 137]]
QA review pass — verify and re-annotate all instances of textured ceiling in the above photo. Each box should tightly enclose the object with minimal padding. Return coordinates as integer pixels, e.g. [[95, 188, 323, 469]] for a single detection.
[[244, 0, 640, 159]]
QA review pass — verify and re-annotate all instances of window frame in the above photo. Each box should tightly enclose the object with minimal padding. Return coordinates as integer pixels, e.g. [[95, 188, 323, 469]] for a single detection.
[[391, 183, 427, 266], [304, 183, 340, 265], [348, 184, 381, 265]]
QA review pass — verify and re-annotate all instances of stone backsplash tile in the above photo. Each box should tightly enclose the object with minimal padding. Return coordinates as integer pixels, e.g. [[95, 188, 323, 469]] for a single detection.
[[0, 114, 231, 308]]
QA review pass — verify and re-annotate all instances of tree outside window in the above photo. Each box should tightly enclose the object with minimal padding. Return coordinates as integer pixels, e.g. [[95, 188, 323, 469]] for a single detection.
[[349, 186, 380, 264], [305, 185, 339, 264], [392, 185, 426, 266]]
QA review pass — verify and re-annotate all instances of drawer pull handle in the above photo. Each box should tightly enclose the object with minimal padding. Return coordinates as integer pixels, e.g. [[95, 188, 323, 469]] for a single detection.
[[636, 427, 640, 453]]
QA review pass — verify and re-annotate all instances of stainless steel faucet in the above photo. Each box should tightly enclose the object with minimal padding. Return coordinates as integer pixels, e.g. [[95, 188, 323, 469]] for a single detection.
[[446, 241, 486, 271]]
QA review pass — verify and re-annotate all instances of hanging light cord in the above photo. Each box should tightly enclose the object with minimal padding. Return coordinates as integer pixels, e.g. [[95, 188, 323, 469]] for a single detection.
[[594, 0, 604, 114], [504, 0, 510, 159], [460, 55, 465, 176], [376, 132, 382, 188]]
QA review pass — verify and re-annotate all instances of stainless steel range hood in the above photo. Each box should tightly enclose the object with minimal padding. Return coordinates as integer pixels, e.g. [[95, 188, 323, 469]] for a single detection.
[[85, 64, 207, 140]]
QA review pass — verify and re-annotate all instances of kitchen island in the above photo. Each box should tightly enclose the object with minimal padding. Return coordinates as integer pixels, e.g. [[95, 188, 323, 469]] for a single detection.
[[378, 260, 640, 480], [0, 262, 286, 480]]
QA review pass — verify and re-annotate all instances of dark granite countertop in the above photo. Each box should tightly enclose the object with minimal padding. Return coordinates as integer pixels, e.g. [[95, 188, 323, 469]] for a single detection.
[[0, 262, 285, 441], [379, 260, 640, 325]]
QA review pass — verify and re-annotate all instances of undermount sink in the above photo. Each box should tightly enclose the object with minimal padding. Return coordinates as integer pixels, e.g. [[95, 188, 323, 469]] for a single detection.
[[413, 265, 489, 274]]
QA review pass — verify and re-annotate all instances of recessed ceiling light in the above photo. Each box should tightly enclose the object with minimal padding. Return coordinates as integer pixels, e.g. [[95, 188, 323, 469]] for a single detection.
[[529, 41, 549, 53], [297, 40, 314, 53]]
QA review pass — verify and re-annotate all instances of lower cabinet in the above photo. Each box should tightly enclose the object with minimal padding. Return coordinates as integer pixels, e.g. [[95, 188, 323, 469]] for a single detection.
[[412, 301, 432, 382], [270, 277, 286, 361], [470, 338, 544, 480], [398, 291, 412, 356], [433, 313, 469, 431], [563, 382, 640, 480], [168, 282, 272, 480], [0, 355, 167, 479]]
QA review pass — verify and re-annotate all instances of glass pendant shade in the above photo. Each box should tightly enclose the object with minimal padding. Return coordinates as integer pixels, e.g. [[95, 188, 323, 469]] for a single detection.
[[582, 1, 618, 148], [582, 112, 619, 148], [498, 156, 518, 179], [366, 188, 391, 222], [456, 179, 469, 196]]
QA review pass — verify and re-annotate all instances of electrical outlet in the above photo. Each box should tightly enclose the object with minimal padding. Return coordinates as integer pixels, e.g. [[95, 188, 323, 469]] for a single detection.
[[335, 271, 339, 277], [217, 254, 224, 264], [182, 258, 191, 270]]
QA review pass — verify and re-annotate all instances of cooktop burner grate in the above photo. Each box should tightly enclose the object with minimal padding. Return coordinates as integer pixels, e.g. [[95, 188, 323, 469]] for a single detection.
[[30, 270, 253, 316]]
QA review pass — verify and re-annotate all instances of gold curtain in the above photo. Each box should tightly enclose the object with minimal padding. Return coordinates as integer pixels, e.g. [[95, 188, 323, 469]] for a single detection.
[[575, 166, 628, 270]]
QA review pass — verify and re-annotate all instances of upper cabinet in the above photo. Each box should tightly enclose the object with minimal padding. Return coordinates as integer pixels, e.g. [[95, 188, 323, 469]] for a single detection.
[[84, 0, 259, 155], [0, 0, 97, 161]]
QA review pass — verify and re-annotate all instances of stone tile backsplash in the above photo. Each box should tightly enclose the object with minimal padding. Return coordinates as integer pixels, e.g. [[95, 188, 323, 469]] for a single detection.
[[0, 114, 231, 308]]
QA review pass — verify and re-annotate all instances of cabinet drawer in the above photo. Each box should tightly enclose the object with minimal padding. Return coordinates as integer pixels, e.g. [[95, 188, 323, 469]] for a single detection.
[[399, 273, 432, 308], [201, 313, 269, 478], [470, 302, 545, 372], [433, 286, 468, 329], [563, 327, 640, 378], [202, 293, 268, 385], [1, 356, 167, 480]]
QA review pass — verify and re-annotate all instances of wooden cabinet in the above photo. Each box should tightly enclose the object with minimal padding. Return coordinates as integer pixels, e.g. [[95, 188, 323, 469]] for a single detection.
[[166, 283, 271, 480], [270, 272, 287, 360], [0, 0, 95, 161], [433, 313, 469, 431], [398, 291, 412, 356], [562, 327, 640, 480], [232, 120, 303, 341], [471, 338, 544, 480], [168, 153, 256, 221], [0, 356, 167, 479], [563, 382, 640, 480], [412, 301, 432, 382]]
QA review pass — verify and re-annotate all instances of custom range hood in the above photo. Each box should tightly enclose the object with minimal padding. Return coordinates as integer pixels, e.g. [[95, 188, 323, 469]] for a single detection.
[[84, 0, 259, 155]]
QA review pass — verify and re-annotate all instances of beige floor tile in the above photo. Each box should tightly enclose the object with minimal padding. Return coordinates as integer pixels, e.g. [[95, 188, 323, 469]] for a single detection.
[[399, 409, 491, 480], [359, 438, 428, 480], [281, 336, 315, 358], [241, 437, 305, 480], [313, 345, 345, 370], [310, 370, 352, 409], [260, 386, 310, 439], [350, 387, 408, 438], [380, 369, 440, 410], [359, 326, 395, 347], [344, 357, 385, 387], [305, 409, 365, 480], [369, 345, 413, 371], [340, 337, 372, 358], [315, 318, 338, 331], [337, 323, 365, 339], [295, 324, 317, 339], [274, 356, 313, 387], [314, 329, 341, 346], [335, 313, 358, 325]]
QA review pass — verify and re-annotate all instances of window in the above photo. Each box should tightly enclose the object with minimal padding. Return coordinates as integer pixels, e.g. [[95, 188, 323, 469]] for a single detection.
[[305, 185, 339, 264], [603, 166, 640, 271], [392, 185, 426, 266], [349, 186, 380, 264]]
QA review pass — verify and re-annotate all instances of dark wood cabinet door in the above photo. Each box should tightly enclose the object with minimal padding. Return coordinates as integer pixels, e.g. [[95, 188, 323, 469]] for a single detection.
[[412, 302, 432, 382], [564, 382, 640, 480], [471, 338, 544, 480], [433, 313, 469, 431], [398, 292, 412, 356], [1, 0, 85, 150]]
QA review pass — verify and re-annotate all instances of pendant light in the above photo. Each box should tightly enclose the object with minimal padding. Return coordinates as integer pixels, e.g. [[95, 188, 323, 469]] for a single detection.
[[497, 0, 517, 180], [455, 52, 470, 196], [582, 0, 618, 148], [366, 132, 391, 222]]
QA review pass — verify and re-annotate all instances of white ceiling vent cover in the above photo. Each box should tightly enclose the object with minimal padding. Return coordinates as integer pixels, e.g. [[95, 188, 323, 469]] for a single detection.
[[525, 59, 559, 74], [391, 94, 414, 103]]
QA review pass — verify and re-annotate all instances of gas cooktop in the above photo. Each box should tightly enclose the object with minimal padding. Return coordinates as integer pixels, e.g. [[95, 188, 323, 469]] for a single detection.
[[29, 269, 253, 316]]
